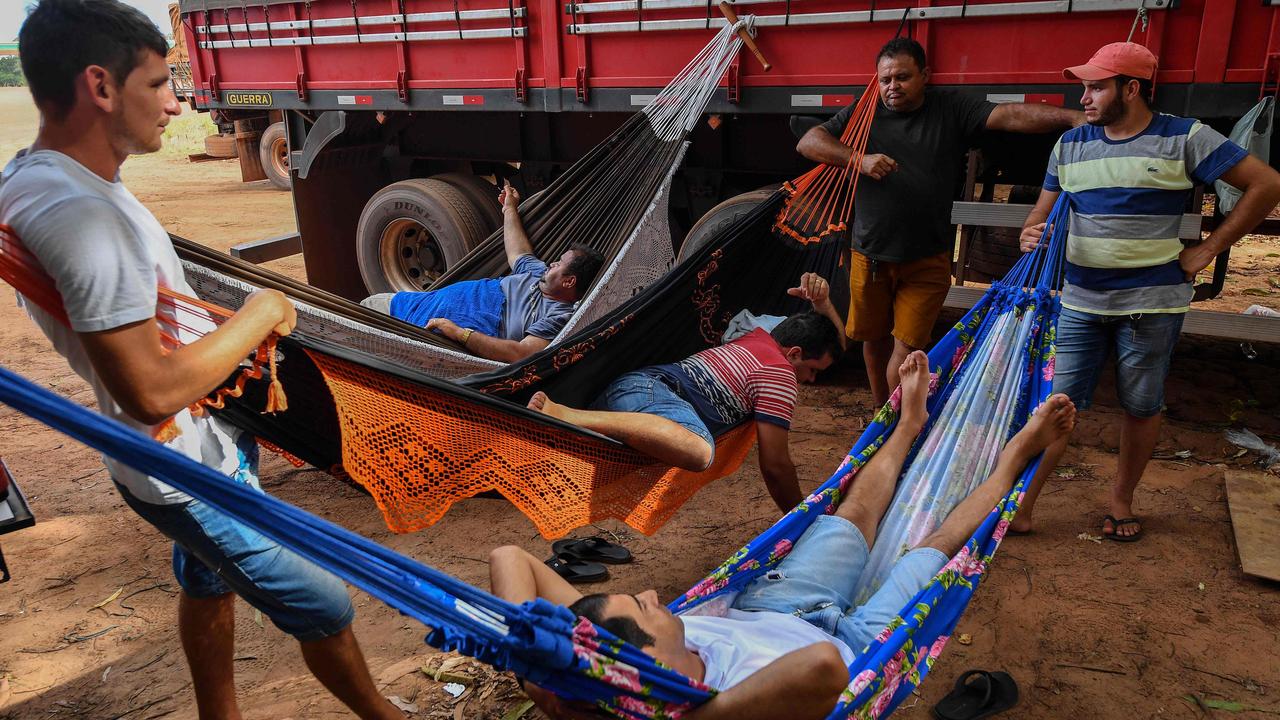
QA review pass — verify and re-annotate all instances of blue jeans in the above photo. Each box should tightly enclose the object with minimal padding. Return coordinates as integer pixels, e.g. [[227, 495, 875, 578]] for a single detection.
[[1053, 307, 1185, 418], [117, 462, 355, 642], [732, 515, 948, 653], [594, 370, 716, 458]]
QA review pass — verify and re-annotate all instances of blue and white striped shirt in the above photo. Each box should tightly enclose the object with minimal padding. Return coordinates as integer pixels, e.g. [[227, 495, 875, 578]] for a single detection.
[[1044, 114, 1246, 314]]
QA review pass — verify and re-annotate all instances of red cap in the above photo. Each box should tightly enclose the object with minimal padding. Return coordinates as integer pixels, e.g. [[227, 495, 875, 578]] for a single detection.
[[1063, 42, 1157, 81]]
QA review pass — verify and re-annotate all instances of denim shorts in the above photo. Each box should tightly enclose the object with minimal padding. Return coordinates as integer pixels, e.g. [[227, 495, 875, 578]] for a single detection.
[[594, 370, 715, 457], [1053, 307, 1185, 418], [117, 481, 355, 643], [732, 514, 947, 653]]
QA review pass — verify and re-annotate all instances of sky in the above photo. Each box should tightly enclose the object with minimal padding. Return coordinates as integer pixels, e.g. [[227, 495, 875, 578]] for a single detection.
[[1, 1, 177, 44]]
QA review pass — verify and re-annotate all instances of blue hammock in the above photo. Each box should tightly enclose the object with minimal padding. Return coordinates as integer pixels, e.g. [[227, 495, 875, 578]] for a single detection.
[[0, 198, 1069, 719]]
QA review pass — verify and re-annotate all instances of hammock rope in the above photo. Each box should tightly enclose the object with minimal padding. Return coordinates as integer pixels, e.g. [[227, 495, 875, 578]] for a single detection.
[[0, 193, 1073, 720]]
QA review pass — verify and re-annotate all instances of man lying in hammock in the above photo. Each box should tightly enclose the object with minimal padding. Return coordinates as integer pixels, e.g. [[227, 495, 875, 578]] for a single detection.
[[495, 358, 1077, 719], [362, 181, 605, 363], [528, 273, 845, 513]]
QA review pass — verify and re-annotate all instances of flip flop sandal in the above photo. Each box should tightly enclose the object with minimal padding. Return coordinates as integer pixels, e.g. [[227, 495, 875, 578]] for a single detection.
[[1102, 514, 1144, 543], [544, 555, 609, 584], [932, 669, 1019, 720], [551, 536, 633, 564]]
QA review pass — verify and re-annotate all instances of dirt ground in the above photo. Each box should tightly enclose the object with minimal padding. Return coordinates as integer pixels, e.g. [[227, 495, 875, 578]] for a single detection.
[[1, 86, 1279, 720]]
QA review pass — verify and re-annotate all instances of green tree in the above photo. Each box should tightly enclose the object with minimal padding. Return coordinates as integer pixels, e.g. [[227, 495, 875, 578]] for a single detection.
[[0, 57, 26, 87]]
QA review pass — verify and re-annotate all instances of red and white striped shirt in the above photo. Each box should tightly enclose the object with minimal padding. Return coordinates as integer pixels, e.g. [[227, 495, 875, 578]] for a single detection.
[[652, 329, 797, 434]]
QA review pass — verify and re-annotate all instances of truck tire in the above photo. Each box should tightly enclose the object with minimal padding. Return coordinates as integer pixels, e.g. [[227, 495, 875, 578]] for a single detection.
[[434, 172, 503, 236], [677, 186, 780, 264], [356, 178, 490, 293], [204, 132, 237, 158], [259, 122, 290, 190]]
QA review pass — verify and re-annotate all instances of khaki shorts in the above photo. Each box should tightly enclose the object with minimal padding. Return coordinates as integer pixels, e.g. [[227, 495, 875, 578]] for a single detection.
[[845, 250, 951, 350]]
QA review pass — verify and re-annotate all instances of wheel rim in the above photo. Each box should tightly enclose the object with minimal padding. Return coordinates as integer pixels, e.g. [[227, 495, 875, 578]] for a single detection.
[[379, 218, 448, 290], [270, 136, 289, 177]]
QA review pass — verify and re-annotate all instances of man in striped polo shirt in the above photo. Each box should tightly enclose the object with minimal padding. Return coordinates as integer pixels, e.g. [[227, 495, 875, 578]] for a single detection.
[[1013, 42, 1280, 541], [529, 273, 844, 513]]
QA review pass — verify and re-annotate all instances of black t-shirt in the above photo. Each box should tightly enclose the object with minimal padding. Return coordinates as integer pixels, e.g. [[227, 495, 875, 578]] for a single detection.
[[820, 89, 996, 263]]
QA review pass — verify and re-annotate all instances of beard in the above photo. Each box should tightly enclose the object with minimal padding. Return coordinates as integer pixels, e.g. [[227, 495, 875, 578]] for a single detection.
[[1087, 95, 1126, 126], [110, 106, 164, 156]]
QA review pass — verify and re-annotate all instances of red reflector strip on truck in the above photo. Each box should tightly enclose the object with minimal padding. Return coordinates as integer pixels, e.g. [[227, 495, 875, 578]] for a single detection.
[[443, 95, 486, 106], [337, 95, 373, 105]]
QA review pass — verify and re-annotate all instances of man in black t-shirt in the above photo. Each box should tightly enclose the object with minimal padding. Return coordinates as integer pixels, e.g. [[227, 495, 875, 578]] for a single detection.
[[797, 38, 1082, 406]]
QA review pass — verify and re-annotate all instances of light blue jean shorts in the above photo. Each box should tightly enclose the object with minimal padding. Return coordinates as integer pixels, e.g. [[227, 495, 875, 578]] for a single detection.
[[732, 514, 948, 653], [115, 438, 354, 642], [593, 370, 716, 455]]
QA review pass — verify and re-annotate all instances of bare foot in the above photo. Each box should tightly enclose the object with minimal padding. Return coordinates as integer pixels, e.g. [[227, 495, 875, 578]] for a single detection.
[[897, 350, 930, 431], [526, 391, 568, 421], [1011, 394, 1076, 458]]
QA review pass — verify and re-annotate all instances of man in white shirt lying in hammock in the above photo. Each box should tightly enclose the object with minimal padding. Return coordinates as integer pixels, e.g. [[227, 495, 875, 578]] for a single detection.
[[494, 356, 1076, 719], [361, 181, 605, 362], [528, 273, 845, 514]]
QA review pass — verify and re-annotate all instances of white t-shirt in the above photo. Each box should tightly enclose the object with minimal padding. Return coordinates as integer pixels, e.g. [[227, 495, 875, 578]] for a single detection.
[[0, 149, 249, 505], [682, 609, 856, 691]]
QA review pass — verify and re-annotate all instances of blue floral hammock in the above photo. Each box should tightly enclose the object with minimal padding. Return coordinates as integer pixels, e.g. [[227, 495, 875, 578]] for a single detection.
[[0, 199, 1068, 718]]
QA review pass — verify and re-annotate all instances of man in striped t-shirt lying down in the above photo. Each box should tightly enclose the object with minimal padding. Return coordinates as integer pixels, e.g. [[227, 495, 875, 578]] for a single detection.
[[1014, 42, 1280, 541], [528, 273, 844, 513]]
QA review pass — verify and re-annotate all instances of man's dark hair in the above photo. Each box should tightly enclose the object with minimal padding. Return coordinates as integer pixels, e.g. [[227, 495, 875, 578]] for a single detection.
[[876, 37, 927, 73], [18, 0, 168, 120], [771, 311, 842, 361], [565, 244, 606, 297], [1115, 75, 1155, 107], [569, 594, 656, 649]]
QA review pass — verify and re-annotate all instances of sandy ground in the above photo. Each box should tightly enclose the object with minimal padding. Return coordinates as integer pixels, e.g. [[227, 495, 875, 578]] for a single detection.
[[1, 86, 1279, 720]]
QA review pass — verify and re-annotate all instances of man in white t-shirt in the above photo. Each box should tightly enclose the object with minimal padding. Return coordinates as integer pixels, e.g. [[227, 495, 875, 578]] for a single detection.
[[490, 353, 1076, 719], [0, 2, 400, 718]]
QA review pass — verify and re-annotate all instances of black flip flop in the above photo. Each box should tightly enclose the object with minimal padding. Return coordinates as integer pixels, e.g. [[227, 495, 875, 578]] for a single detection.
[[551, 536, 633, 565], [932, 670, 1018, 720], [1103, 514, 1143, 543], [544, 555, 609, 584]]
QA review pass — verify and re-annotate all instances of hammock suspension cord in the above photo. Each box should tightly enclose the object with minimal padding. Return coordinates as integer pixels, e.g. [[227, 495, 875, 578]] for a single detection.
[[774, 78, 877, 244]]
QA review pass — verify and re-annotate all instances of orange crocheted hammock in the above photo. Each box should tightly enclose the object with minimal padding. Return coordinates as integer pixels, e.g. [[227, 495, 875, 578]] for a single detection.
[[314, 346, 759, 536]]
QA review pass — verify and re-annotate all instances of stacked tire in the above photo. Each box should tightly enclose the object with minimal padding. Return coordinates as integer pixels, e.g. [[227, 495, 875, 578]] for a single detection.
[[203, 132, 237, 159]]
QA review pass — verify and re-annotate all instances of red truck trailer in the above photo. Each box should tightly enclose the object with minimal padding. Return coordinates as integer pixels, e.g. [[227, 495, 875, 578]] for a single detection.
[[179, 0, 1280, 301]]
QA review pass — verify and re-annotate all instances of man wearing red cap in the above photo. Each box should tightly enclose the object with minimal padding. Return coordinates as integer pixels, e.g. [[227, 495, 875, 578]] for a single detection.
[[1015, 42, 1280, 541]]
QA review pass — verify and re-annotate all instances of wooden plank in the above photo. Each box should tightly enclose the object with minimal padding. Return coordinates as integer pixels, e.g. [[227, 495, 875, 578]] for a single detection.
[[230, 233, 303, 264], [941, 286, 1280, 344], [950, 201, 1204, 239], [1224, 469, 1280, 582]]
